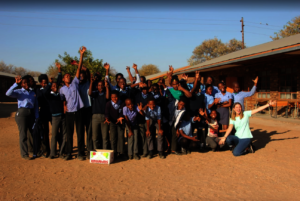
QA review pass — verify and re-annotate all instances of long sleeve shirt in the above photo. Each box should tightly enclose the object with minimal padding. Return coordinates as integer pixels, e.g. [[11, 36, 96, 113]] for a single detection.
[[6, 83, 39, 118], [232, 86, 257, 110]]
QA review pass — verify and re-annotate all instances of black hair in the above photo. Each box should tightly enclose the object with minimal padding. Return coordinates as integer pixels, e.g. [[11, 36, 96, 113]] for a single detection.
[[210, 109, 217, 115], [97, 80, 104, 85], [171, 76, 179, 83], [125, 98, 132, 103], [140, 76, 146, 82], [207, 76, 215, 84], [152, 83, 159, 88], [38, 74, 49, 83], [21, 75, 30, 82], [205, 84, 213, 91], [111, 90, 119, 96], [147, 97, 156, 104], [115, 73, 123, 80], [218, 81, 225, 86], [94, 72, 102, 80], [178, 95, 188, 104], [179, 79, 189, 91], [120, 77, 127, 83]]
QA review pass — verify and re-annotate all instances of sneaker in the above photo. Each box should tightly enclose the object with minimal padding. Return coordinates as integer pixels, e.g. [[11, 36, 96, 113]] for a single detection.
[[128, 155, 133, 160], [147, 152, 153, 159], [77, 155, 85, 161], [248, 143, 255, 153], [64, 155, 72, 161], [22, 155, 32, 160], [159, 152, 165, 159], [134, 154, 140, 160]]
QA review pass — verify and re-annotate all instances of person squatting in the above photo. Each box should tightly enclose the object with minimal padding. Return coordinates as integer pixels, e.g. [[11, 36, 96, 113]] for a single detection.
[[6, 46, 276, 161]]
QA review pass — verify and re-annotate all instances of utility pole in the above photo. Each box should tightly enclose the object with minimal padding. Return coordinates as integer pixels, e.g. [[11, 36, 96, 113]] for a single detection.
[[240, 17, 244, 49]]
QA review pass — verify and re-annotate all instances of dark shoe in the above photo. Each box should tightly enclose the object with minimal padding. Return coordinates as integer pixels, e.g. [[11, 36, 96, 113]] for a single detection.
[[128, 155, 133, 160], [159, 152, 165, 159], [77, 155, 85, 161], [248, 143, 255, 153], [64, 155, 72, 161], [59, 155, 65, 159], [22, 155, 32, 160], [142, 153, 148, 158], [147, 152, 153, 159], [49, 156, 55, 159], [134, 154, 140, 160]]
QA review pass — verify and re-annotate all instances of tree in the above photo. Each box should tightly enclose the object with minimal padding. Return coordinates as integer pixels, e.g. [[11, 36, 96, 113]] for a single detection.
[[270, 16, 300, 40], [46, 48, 116, 81], [188, 38, 244, 66], [138, 64, 161, 77], [0, 60, 42, 77]]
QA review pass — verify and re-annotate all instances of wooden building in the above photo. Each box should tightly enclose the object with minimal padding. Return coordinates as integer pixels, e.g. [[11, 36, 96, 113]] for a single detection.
[[146, 34, 300, 116], [0, 72, 17, 102]]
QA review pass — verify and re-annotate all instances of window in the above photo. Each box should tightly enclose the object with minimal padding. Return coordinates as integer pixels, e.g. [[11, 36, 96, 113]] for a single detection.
[[257, 92, 270, 99], [279, 68, 297, 92], [257, 71, 271, 92], [280, 92, 297, 99]]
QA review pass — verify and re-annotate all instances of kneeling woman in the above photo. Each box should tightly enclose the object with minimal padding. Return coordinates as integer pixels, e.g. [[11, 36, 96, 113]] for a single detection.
[[219, 100, 276, 156]]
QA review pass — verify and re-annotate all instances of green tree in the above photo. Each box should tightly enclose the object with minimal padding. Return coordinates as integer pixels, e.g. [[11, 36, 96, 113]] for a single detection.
[[188, 38, 244, 66], [138, 64, 161, 77], [270, 16, 300, 40], [46, 49, 116, 81]]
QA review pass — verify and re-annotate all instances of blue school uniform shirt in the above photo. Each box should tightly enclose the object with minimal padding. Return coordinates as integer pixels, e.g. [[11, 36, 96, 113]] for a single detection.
[[145, 106, 161, 121], [179, 119, 195, 137], [79, 80, 91, 108], [232, 86, 257, 110], [6, 83, 39, 119], [123, 105, 140, 126], [204, 93, 214, 114], [215, 91, 233, 103], [201, 85, 220, 97]]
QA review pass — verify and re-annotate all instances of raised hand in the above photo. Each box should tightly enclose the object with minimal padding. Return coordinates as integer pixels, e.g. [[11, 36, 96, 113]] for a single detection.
[[71, 60, 78, 65], [199, 108, 205, 116], [195, 71, 200, 80], [193, 116, 201, 122], [116, 117, 124, 124], [79, 46, 87, 55], [169, 65, 174, 73], [252, 76, 259, 84], [146, 130, 151, 137], [132, 63, 137, 70], [269, 100, 276, 107], [55, 62, 61, 69], [137, 102, 143, 111], [104, 62, 110, 70], [126, 66, 130, 71], [182, 74, 188, 81], [104, 118, 110, 125], [15, 76, 22, 84], [105, 80, 109, 88], [158, 129, 164, 136]]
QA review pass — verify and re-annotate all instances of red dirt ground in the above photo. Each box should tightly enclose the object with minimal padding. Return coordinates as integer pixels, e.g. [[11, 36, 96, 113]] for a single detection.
[[0, 103, 300, 200]]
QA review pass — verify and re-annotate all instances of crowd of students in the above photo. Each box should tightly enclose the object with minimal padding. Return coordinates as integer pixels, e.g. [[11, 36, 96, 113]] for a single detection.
[[6, 46, 276, 161]]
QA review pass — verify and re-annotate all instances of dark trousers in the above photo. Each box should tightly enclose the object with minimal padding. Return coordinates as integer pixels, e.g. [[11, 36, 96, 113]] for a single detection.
[[171, 124, 178, 152], [179, 137, 199, 151], [126, 125, 139, 155], [40, 119, 51, 155], [138, 123, 148, 155], [15, 108, 35, 157], [226, 135, 251, 156], [163, 122, 171, 151], [50, 115, 67, 157], [110, 122, 125, 154], [147, 119, 164, 152], [77, 107, 93, 152], [92, 114, 109, 149], [206, 136, 224, 150], [191, 121, 206, 144], [65, 111, 81, 156]]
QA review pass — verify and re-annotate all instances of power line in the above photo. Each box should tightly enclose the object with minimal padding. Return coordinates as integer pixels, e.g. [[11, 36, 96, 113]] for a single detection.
[[0, 15, 238, 26], [244, 31, 270, 36], [244, 21, 282, 28], [0, 22, 240, 32], [246, 25, 278, 31]]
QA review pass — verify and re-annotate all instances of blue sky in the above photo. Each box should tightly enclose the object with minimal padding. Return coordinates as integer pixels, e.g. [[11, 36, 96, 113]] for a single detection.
[[0, 8, 299, 76]]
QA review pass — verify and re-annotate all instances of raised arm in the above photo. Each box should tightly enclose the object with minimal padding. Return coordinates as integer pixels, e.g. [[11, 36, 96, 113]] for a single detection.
[[132, 63, 140, 83], [88, 74, 93, 96], [167, 65, 174, 86], [104, 63, 114, 90], [105, 80, 110, 99], [76, 46, 86, 78], [190, 71, 200, 93], [178, 85, 192, 98], [242, 76, 258, 97], [6, 76, 22, 98], [251, 100, 276, 115], [126, 66, 134, 83]]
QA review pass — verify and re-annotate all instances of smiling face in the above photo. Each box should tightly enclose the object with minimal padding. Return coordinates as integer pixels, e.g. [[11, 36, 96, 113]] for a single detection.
[[148, 100, 156, 110], [210, 110, 217, 120], [97, 81, 104, 92], [116, 75, 123, 83], [206, 77, 213, 84], [21, 79, 29, 90], [171, 80, 179, 90], [233, 104, 242, 115], [206, 86, 213, 95], [63, 74, 71, 84], [177, 101, 185, 110], [51, 83, 58, 93], [125, 99, 134, 111], [40, 79, 48, 88], [233, 83, 240, 93], [118, 78, 126, 90], [111, 94, 119, 104], [218, 83, 226, 93]]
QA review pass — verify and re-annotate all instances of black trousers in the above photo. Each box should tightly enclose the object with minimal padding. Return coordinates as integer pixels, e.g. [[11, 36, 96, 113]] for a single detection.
[[15, 108, 35, 157], [65, 111, 82, 156], [40, 119, 51, 155], [77, 107, 93, 152], [179, 137, 199, 151], [171, 124, 178, 152], [50, 115, 67, 157], [110, 122, 125, 154]]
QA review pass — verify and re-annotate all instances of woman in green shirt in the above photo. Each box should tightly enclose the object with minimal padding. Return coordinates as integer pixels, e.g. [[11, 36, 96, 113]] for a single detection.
[[219, 100, 276, 156]]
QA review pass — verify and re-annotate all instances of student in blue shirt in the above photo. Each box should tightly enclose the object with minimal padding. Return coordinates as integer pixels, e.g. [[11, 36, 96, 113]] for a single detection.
[[232, 77, 258, 110], [6, 75, 39, 160], [104, 62, 124, 91], [215, 82, 233, 130], [201, 76, 220, 97], [145, 97, 165, 159], [204, 84, 219, 115]]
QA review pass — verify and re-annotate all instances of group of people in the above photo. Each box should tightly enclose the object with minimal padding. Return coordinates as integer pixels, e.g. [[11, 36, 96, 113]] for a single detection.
[[6, 46, 276, 161]]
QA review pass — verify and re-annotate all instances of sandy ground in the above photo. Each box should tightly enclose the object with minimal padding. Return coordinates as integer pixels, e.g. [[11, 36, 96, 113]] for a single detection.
[[0, 103, 300, 200]]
